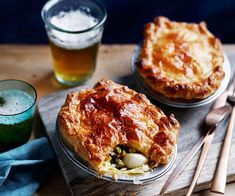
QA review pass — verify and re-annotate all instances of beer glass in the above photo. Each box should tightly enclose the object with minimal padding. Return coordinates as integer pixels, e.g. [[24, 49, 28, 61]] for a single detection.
[[0, 80, 37, 151], [42, 0, 107, 86]]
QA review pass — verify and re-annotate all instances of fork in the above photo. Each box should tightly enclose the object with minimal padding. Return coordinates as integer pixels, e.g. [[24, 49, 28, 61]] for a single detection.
[[159, 103, 231, 196], [210, 84, 235, 194], [186, 73, 235, 196]]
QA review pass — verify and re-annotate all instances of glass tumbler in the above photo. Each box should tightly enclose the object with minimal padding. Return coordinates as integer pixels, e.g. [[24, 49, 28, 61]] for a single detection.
[[0, 80, 37, 151], [41, 0, 107, 86]]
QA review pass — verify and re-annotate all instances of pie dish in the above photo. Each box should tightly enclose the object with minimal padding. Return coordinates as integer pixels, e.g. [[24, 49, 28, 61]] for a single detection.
[[136, 16, 225, 100], [58, 79, 180, 179]]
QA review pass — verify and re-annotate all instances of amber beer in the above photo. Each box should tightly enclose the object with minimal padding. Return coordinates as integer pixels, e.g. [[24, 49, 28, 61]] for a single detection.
[[49, 40, 99, 85], [42, 0, 107, 86], [47, 8, 103, 86]]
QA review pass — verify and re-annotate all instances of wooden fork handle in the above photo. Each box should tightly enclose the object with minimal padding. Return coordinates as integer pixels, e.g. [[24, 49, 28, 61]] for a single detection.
[[211, 106, 235, 194], [186, 131, 215, 196]]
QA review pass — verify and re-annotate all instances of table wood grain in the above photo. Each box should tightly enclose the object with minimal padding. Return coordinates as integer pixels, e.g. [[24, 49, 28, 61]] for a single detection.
[[1, 44, 235, 196]]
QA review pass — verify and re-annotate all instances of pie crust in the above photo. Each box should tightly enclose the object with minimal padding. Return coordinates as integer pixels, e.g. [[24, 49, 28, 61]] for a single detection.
[[136, 16, 225, 100], [58, 79, 180, 176]]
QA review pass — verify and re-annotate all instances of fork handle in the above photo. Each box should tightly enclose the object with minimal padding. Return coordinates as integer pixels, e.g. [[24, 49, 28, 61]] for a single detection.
[[186, 131, 215, 196], [211, 106, 235, 194]]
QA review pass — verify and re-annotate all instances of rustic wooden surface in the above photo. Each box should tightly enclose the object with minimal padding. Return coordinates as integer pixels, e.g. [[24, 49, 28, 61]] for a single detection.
[[1, 44, 235, 195]]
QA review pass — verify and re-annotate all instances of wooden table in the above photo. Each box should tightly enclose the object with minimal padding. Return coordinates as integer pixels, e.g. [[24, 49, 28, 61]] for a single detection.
[[1, 44, 235, 195]]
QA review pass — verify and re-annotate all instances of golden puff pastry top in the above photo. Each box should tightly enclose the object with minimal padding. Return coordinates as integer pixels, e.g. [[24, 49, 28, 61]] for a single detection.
[[136, 16, 225, 99], [58, 79, 180, 175]]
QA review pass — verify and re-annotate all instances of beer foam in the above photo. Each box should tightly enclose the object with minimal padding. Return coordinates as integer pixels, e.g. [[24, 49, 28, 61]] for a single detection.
[[51, 10, 98, 32], [0, 90, 34, 115], [48, 9, 101, 49], [0, 90, 34, 125]]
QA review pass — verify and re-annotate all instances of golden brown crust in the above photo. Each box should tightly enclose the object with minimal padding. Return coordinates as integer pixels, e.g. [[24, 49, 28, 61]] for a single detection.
[[58, 79, 180, 173], [136, 16, 225, 100]]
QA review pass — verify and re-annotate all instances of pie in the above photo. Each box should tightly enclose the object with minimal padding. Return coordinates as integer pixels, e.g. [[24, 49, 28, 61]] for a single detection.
[[136, 16, 225, 100], [58, 79, 180, 178]]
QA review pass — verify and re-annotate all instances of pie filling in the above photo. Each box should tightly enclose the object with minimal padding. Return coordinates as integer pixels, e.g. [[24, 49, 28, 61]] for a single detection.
[[98, 145, 153, 178]]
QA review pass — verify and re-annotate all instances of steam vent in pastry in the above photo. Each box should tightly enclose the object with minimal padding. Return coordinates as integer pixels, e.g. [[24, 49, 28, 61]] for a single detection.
[[58, 79, 180, 178], [136, 16, 225, 100]]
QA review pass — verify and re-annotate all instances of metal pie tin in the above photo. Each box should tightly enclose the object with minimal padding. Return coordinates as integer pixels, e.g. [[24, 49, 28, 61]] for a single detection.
[[56, 119, 177, 184], [132, 45, 231, 108]]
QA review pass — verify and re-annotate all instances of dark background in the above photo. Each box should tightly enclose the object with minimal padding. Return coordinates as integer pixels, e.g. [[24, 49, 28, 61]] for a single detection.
[[0, 0, 235, 44]]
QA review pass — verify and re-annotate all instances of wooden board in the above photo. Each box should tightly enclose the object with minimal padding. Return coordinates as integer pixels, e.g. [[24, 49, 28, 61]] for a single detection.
[[38, 51, 235, 195]]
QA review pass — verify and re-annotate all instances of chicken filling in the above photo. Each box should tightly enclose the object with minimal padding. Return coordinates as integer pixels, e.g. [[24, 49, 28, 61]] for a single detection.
[[108, 145, 148, 170]]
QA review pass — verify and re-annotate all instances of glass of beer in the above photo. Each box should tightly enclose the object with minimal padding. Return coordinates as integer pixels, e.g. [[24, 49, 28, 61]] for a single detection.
[[41, 0, 107, 86], [0, 80, 37, 151]]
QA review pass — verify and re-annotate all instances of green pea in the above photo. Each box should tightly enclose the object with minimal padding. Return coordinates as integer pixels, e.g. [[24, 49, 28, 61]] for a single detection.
[[116, 146, 122, 154]]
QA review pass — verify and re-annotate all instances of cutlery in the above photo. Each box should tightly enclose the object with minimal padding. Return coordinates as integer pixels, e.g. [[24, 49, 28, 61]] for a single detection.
[[186, 73, 235, 196], [159, 104, 231, 196], [210, 86, 235, 194]]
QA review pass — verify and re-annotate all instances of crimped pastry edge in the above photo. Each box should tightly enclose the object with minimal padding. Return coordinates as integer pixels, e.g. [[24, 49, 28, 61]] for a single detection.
[[136, 16, 225, 100]]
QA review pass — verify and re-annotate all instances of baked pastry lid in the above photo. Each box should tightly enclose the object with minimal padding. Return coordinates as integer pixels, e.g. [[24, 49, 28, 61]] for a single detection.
[[56, 117, 177, 184], [132, 45, 231, 108]]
